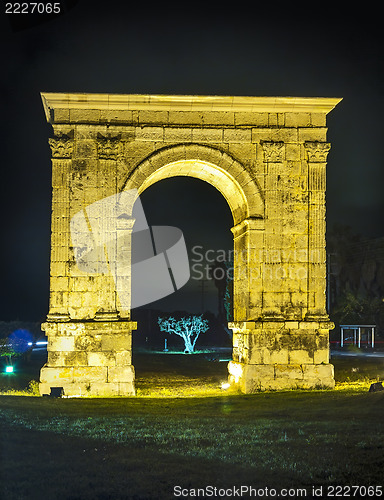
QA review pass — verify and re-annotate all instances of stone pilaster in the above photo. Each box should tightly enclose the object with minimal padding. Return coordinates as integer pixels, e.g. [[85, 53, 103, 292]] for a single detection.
[[231, 218, 264, 322], [47, 132, 73, 321], [261, 141, 287, 319], [305, 141, 331, 320]]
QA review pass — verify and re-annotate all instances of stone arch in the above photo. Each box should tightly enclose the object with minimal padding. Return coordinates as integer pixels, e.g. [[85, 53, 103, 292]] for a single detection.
[[39, 93, 342, 397], [123, 144, 264, 225]]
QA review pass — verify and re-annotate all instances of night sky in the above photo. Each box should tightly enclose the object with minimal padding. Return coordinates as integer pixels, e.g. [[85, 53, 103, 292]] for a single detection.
[[0, 3, 383, 321]]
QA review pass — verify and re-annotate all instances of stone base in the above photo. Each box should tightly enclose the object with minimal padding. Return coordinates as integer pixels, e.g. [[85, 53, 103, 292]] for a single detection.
[[228, 361, 335, 393], [39, 320, 136, 397], [227, 319, 335, 393], [40, 365, 135, 397]]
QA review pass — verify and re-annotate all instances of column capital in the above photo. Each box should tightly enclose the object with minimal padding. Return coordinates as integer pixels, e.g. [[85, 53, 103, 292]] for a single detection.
[[49, 131, 74, 158], [305, 141, 331, 162], [261, 141, 285, 162], [96, 133, 123, 160]]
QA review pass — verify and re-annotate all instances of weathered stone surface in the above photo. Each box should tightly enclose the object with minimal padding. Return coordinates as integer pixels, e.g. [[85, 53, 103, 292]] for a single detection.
[[108, 366, 135, 383], [40, 93, 341, 396]]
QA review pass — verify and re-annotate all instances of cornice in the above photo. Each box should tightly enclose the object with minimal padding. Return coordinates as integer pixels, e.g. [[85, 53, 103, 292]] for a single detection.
[[41, 93, 342, 122]]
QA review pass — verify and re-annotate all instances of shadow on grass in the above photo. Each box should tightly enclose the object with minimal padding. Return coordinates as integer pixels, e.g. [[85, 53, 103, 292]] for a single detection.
[[1, 424, 303, 500]]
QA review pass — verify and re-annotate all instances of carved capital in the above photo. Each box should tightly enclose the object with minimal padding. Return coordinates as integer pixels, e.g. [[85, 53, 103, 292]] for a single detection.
[[97, 133, 123, 160], [261, 141, 285, 162], [305, 142, 331, 162], [49, 132, 74, 159]]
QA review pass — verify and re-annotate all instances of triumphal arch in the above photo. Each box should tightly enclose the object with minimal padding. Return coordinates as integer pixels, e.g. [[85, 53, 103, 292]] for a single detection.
[[39, 93, 341, 396]]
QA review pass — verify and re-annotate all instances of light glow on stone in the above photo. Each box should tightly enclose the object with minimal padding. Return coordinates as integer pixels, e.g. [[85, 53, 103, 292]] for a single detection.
[[228, 361, 243, 384]]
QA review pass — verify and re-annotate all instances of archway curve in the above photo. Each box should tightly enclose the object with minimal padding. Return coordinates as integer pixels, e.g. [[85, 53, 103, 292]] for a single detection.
[[123, 144, 264, 225]]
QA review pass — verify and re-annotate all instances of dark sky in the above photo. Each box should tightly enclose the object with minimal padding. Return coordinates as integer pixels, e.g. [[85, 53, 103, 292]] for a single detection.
[[0, 3, 383, 321]]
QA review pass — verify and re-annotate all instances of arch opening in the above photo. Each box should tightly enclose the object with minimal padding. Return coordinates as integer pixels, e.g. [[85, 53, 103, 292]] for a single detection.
[[131, 176, 234, 395]]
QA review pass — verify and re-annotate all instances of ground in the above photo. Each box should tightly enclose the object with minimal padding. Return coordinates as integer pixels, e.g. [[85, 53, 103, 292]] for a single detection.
[[0, 348, 383, 499]]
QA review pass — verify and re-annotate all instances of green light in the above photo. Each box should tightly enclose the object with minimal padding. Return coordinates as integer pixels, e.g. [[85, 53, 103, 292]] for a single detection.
[[5, 366, 14, 373]]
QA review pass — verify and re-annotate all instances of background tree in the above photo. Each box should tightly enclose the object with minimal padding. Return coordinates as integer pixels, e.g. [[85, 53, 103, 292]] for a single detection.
[[0, 338, 22, 366], [158, 315, 209, 353], [332, 292, 384, 327], [327, 224, 384, 337]]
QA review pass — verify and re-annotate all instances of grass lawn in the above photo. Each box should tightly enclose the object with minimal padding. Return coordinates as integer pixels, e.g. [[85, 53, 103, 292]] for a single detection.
[[0, 349, 384, 499]]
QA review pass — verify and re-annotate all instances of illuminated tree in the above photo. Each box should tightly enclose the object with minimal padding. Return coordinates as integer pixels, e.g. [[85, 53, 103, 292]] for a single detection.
[[0, 330, 32, 366], [0, 338, 21, 366], [158, 315, 209, 354]]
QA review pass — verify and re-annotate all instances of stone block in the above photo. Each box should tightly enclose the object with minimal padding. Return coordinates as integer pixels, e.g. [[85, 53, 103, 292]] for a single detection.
[[303, 363, 334, 380], [234, 112, 268, 127], [108, 365, 135, 383], [314, 348, 329, 364], [39, 383, 52, 396], [163, 127, 192, 142], [274, 364, 304, 380], [202, 111, 234, 126], [138, 110, 169, 125], [135, 126, 164, 141], [53, 108, 70, 122], [265, 348, 289, 365], [191, 128, 223, 142], [74, 334, 102, 351], [72, 366, 108, 382], [48, 336, 75, 352], [50, 276, 69, 291], [100, 110, 134, 123], [285, 112, 311, 127], [169, 111, 204, 125], [101, 333, 131, 351], [116, 351, 132, 366], [239, 364, 275, 392], [61, 383, 92, 397], [298, 127, 327, 142], [64, 351, 88, 366], [310, 113, 326, 127], [88, 381, 120, 396], [285, 144, 301, 161], [246, 347, 263, 364], [70, 109, 100, 123], [223, 128, 252, 143], [118, 382, 136, 396], [289, 349, 314, 364], [88, 351, 116, 366], [268, 113, 278, 126], [40, 366, 73, 384]]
